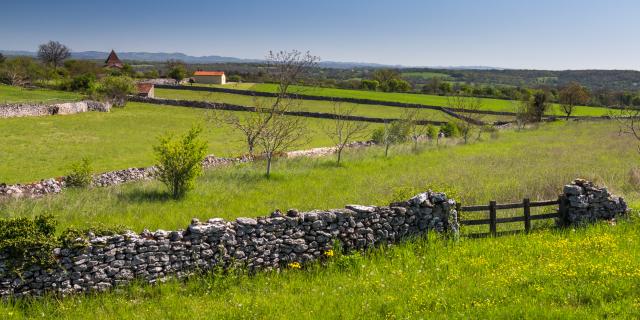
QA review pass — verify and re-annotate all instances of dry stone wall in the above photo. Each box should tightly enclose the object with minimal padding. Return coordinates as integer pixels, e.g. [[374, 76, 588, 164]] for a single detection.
[[0, 192, 458, 297], [561, 179, 628, 225], [0, 100, 111, 119]]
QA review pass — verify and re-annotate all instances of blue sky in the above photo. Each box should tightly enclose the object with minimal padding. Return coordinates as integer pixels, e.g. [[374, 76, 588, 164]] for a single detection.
[[1, 0, 638, 70]]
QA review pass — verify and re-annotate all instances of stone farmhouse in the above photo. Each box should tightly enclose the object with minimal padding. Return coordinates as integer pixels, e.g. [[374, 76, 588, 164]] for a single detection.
[[105, 50, 124, 69], [193, 71, 226, 84]]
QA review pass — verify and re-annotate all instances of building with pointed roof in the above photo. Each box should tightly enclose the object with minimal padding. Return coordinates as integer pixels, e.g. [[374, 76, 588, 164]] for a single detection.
[[105, 50, 124, 69]]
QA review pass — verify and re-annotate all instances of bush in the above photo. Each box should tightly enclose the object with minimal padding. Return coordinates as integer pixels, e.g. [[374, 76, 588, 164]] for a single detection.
[[0, 215, 58, 274], [227, 74, 242, 82], [440, 122, 460, 137], [95, 76, 135, 107], [371, 127, 386, 144], [65, 158, 93, 188], [426, 125, 438, 140], [66, 73, 96, 92], [361, 79, 379, 91], [153, 127, 208, 199]]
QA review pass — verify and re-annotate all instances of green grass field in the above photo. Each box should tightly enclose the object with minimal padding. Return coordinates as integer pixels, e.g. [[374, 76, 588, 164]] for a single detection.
[[0, 102, 375, 183], [0, 120, 638, 319], [0, 84, 81, 104], [200, 82, 615, 117], [155, 88, 488, 122], [401, 71, 452, 80], [1, 121, 637, 232]]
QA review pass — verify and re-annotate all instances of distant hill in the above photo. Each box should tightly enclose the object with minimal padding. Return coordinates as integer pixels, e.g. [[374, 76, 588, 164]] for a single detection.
[[0, 50, 405, 69]]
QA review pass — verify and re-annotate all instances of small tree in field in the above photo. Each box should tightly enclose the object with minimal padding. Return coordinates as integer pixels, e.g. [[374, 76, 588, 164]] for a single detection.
[[372, 121, 408, 157], [559, 82, 590, 120], [323, 102, 369, 165], [447, 95, 484, 144], [613, 106, 640, 153], [96, 76, 134, 107], [153, 127, 208, 199], [258, 103, 308, 178], [211, 50, 319, 156], [37, 41, 70, 69], [402, 109, 428, 151], [527, 90, 550, 122]]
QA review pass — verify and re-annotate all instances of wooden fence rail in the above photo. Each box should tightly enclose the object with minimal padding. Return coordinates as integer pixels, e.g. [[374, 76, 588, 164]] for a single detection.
[[456, 196, 565, 237]]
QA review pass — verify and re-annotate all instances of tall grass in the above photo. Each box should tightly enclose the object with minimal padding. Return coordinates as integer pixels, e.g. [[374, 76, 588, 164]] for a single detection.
[[1, 121, 637, 233]]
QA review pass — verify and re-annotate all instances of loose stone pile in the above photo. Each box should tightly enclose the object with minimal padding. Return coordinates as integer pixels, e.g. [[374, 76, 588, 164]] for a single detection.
[[562, 179, 628, 225], [0, 191, 457, 297]]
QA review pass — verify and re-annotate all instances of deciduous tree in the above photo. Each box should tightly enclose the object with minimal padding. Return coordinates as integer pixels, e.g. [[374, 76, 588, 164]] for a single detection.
[[559, 82, 590, 120], [37, 41, 70, 69], [324, 103, 370, 164]]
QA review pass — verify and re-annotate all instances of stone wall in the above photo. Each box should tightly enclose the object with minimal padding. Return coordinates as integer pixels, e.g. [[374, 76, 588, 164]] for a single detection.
[[561, 179, 628, 226], [0, 100, 111, 119], [0, 192, 458, 297], [129, 96, 448, 126]]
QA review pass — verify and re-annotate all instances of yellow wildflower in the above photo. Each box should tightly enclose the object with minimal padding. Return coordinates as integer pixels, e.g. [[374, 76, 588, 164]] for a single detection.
[[324, 249, 335, 257], [287, 262, 301, 269]]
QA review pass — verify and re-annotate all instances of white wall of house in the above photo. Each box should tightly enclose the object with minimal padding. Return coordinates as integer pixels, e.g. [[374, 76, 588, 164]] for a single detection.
[[193, 74, 226, 84]]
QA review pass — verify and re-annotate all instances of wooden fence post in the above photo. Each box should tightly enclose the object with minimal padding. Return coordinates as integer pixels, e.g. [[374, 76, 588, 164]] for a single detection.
[[558, 194, 568, 226], [523, 198, 531, 233], [489, 200, 497, 236]]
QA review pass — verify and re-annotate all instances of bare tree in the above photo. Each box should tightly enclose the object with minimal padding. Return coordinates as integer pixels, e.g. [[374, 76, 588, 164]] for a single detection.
[[559, 82, 590, 120], [613, 106, 640, 153], [323, 102, 369, 164], [447, 95, 485, 144], [210, 50, 319, 157], [37, 41, 70, 69], [258, 99, 308, 177], [402, 109, 428, 151]]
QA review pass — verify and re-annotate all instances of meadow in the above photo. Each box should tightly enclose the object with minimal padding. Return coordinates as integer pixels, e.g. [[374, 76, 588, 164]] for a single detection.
[[154, 88, 497, 122], [1, 121, 637, 232], [0, 84, 81, 104], [200, 82, 615, 117], [0, 102, 372, 183], [0, 117, 638, 318]]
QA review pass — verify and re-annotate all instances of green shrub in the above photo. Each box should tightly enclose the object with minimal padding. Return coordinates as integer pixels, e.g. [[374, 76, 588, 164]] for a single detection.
[[371, 127, 386, 144], [95, 75, 134, 107], [426, 124, 438, 140], [65, 158, 93, 188], [153, 126, 208, 199], [440, 122, 460, 137], [0, 215, 58, 274]]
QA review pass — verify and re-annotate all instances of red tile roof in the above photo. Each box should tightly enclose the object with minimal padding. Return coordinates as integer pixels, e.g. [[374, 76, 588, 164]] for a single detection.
[[105, 50, 124, 68], [193, 71, 225, 76], [136, 83, 154, 93]]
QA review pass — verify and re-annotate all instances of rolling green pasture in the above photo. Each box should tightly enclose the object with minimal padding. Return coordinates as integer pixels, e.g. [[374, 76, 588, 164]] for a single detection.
[[155, 88, 476, 122], [0, 102, 371, 183], [1, 121, 637, 232], [0, 84, 81, 104], [0, 120, 639, 319], [201, 82, 615, 117], [401, 71, 452, 80]]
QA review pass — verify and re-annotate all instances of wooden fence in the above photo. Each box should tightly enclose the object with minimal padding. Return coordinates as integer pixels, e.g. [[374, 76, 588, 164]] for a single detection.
[[457, 195, 567, 237]]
